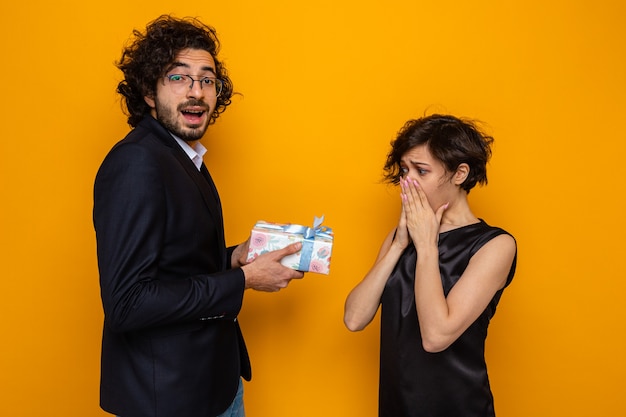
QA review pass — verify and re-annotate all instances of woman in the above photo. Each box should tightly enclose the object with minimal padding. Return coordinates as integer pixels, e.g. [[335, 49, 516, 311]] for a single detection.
[[344, 114, 517, 417]]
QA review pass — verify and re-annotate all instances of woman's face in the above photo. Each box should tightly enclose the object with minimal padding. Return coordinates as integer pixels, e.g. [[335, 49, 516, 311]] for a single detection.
[[399, 144, 457, 210]]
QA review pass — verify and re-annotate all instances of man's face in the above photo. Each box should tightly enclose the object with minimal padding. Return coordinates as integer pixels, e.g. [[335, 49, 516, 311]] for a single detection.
[[144, 48, 219, 142]]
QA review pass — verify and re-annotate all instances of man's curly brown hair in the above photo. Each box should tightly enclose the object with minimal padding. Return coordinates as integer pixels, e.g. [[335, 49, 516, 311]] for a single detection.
[[116, 15, 233, 128]]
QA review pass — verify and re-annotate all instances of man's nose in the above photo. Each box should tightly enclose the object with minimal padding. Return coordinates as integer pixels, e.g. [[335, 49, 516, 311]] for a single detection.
[[187, 79, 205, 98]]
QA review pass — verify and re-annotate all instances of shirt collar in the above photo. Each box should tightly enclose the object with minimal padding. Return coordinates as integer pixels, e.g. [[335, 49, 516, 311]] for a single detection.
[[171, 134, 207, 171]]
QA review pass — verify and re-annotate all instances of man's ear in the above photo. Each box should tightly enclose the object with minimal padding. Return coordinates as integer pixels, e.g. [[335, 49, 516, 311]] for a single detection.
[[144, 94, 155, 109], [454, 163, 470, 185]]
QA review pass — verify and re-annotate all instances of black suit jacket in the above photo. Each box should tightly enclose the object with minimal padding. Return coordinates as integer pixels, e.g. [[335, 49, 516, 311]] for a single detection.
[[93, 116, 251, 417]]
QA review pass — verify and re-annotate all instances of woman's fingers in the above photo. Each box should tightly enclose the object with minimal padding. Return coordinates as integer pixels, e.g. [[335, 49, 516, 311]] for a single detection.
[[402, 178, 427, 212]]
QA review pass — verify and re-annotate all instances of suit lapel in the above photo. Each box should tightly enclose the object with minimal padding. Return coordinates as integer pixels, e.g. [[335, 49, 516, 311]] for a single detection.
[[200, 163, 222, 212], [144, 117, 228, 268], [200, 163, 227, 253], [172, 149, 228, 269]]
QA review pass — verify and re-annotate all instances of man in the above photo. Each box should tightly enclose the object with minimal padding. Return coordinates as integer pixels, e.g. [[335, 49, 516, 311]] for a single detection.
[[93, 15, 304, 417]]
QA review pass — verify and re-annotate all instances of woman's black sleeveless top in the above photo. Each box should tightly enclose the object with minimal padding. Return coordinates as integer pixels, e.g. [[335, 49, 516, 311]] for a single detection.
[[379, 220, 516, 417]]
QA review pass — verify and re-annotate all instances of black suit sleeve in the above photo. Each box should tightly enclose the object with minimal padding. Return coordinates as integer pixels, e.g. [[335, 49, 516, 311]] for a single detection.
[[94, 142, 245, 333]]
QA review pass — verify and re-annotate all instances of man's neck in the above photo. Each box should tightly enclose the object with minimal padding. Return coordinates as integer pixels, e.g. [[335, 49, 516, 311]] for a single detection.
[[185, 139, 200, 148]]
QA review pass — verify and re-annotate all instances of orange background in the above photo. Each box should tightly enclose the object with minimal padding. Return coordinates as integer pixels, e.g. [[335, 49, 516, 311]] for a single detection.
[[1, 1, 625, 416]]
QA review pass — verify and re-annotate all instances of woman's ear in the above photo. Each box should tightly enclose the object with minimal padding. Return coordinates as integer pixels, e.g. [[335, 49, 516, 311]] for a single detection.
[[454, 163, 470, 185]]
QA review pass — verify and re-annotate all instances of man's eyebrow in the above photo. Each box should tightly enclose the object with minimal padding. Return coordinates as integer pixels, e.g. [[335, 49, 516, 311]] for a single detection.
[[170, 61, 189, 70], [169, 61, 216, 75]]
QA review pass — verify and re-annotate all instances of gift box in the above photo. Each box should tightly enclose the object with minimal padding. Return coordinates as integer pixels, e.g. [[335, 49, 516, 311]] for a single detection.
[[246, 216, 333, 275]]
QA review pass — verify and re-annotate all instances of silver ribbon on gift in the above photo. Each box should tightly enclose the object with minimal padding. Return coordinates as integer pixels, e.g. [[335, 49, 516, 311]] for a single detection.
[[256, 216, 333, 271], [281, 215, 333, 240]]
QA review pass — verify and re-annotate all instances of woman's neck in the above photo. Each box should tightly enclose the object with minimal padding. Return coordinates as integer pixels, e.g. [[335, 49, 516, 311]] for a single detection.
[[439, 199, 479, 233]]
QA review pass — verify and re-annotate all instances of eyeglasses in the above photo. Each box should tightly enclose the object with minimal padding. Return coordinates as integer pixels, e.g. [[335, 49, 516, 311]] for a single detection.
[[164, 74, 223, 97]]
